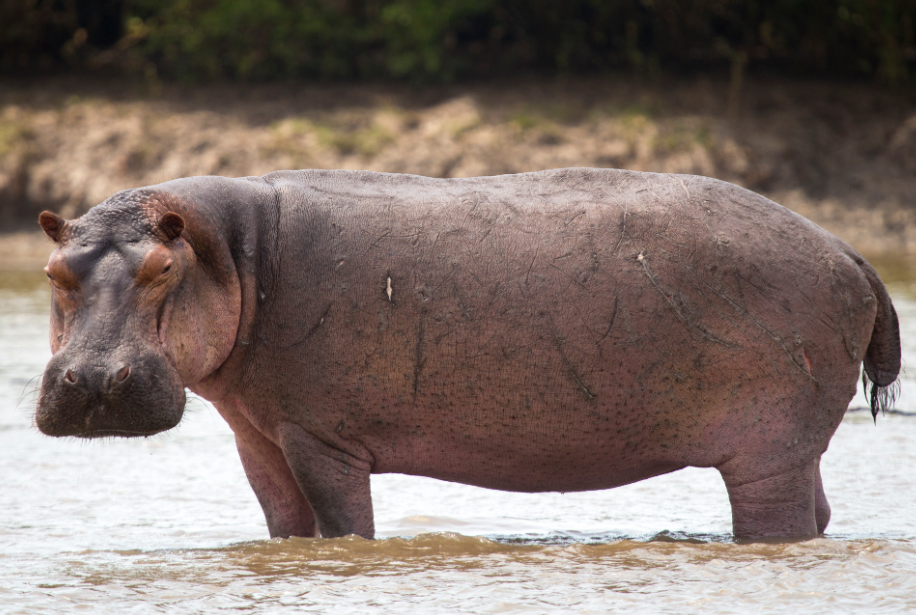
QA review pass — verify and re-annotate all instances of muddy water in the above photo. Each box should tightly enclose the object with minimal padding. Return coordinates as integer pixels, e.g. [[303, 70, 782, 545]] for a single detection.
[[2, 267, 916, 614]]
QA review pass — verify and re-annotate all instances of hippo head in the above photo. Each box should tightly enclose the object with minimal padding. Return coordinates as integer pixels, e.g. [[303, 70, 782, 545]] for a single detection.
[[35, 190, 241, 438]]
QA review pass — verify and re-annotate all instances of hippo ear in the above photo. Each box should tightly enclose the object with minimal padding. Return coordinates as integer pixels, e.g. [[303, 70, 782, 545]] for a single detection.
[[39, 211, 67, 243], [158, 212, 185, 242]]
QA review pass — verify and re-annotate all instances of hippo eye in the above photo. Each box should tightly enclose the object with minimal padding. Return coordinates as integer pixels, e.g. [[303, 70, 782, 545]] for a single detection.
[[162, 263, 172, 275]]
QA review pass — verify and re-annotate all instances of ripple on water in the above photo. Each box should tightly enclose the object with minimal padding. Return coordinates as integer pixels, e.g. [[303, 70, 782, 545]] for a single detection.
[[5, 535, 916, 614]]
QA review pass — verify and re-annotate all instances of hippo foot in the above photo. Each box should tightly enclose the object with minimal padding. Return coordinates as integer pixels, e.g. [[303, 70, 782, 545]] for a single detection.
[[720, 457, 830, 540]]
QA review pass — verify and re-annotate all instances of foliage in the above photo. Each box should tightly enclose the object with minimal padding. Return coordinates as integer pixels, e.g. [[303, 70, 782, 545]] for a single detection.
[[1, 0, 914, 83]]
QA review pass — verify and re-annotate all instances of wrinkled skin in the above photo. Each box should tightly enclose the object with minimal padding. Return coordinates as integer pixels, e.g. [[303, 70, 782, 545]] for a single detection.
[[36, 169, 901, 540]]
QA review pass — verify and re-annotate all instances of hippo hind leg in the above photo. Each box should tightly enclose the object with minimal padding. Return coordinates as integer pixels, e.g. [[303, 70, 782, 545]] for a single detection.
[[719, 458, 822, 539], [814, 457, 831, 534]]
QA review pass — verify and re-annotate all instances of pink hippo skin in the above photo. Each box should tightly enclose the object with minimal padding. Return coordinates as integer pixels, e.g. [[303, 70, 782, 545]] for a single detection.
[[35, 168, 900, 540]]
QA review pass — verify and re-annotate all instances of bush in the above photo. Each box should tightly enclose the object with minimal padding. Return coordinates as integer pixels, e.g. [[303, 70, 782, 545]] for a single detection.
[[1, 0, 914, 83]]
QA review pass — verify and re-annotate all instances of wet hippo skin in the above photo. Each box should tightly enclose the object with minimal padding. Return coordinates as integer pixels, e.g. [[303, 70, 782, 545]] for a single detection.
[[35, 168, 900, 540]]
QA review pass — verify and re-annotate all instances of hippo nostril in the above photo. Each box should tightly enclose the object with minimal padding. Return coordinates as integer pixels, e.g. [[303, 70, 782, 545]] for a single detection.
[[106, 365, 132, 391], [64, 369, 77, 384]]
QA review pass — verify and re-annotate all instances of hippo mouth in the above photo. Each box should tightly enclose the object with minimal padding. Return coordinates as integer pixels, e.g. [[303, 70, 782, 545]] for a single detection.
[[35, 397, 186, 439], [36, 353, 187, 439], [73, 427, 177, 439]]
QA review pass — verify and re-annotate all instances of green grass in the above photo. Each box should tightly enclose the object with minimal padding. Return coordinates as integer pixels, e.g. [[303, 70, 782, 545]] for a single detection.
[[0, 121, 33, 158], [269, 115, 395, 158]]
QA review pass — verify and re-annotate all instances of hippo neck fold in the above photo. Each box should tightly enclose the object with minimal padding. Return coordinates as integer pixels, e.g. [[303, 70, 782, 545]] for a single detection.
[[148, 176, 281, 402]]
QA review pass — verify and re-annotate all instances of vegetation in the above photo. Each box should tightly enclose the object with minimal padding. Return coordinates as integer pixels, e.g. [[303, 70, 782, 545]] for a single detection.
[[2, 1, 914, 83]]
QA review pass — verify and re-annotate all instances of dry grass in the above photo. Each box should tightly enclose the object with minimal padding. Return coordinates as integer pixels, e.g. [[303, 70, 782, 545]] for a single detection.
[[1, 76, 915, 256]]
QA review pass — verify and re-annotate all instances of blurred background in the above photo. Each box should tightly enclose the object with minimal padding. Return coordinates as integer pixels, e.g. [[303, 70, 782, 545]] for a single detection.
[[1, 0, 915, 259]]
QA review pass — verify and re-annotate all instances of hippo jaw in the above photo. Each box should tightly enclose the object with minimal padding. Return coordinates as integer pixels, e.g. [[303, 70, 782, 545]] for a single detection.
[[36, 343, 186, 438], [35, 203, 195, 439]]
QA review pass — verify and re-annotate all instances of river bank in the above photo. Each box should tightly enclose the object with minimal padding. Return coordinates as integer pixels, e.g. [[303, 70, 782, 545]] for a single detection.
[[1, 76, 915, 259]]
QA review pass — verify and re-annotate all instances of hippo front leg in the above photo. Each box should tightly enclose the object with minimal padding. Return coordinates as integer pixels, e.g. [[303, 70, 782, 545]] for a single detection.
[[221, 406, 319, 538], [277, 422, 375, 539]]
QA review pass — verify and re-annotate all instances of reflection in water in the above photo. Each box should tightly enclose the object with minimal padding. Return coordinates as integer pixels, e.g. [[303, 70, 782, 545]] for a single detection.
[[2, 267, 916, 614]]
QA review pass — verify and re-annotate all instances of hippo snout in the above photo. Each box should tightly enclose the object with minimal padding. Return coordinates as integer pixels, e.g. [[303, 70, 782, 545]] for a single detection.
[[36, 350, 185, 438], [61, 363, 132, 393]]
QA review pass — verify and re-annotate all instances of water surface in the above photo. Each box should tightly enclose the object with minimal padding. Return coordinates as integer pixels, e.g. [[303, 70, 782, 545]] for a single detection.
[[2, 267, 915, 614]]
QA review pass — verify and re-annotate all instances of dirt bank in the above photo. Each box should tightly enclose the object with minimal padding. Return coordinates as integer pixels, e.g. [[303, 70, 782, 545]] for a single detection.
[[1, 76, 915, 265]]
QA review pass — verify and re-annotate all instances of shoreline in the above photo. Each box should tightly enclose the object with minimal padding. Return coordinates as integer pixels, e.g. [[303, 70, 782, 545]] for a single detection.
[[2, 76, 915, 259], [0, 231, 54, 272]]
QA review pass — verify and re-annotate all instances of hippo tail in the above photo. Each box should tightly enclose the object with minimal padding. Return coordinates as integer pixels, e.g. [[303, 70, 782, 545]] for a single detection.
[[856, 256, 901, 421]]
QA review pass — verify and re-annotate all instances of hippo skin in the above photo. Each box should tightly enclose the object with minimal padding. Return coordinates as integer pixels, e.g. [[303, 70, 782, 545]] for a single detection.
[[36, 168, 900, 540]]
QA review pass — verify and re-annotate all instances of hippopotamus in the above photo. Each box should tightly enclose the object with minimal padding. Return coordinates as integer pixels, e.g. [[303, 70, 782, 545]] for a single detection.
[[35, 168, 900, 540]]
